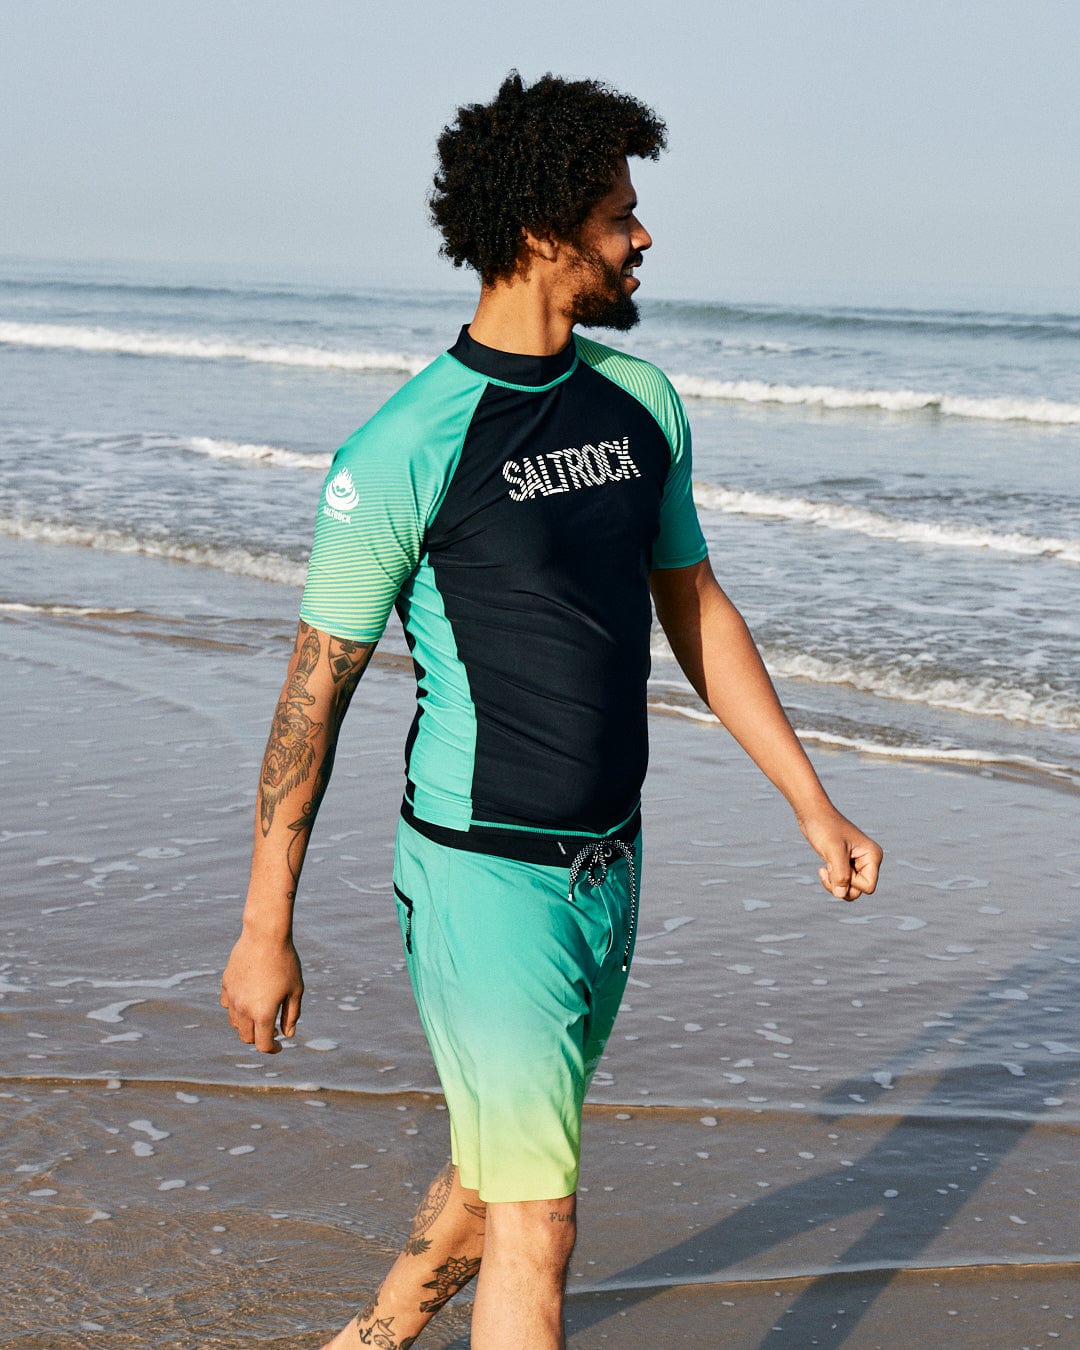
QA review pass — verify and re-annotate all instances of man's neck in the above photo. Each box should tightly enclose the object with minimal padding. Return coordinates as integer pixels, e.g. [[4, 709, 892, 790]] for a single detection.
[[467, 279, 574, 357]]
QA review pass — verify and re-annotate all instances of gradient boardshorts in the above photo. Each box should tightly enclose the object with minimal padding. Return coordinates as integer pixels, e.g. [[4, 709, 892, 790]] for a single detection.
[[392, 815, 641, 1203]]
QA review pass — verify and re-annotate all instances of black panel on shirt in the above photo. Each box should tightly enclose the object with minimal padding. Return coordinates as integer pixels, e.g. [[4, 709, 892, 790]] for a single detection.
[[421, 329, 672, 832]]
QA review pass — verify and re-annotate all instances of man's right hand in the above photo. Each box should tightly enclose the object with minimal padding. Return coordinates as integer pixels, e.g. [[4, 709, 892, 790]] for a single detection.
[[220, 930, 304, 1054]]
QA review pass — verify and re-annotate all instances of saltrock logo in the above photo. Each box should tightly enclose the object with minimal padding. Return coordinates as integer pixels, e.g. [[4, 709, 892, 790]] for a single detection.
[[502, 436, 641, 502], [323, 465, 359, 522]]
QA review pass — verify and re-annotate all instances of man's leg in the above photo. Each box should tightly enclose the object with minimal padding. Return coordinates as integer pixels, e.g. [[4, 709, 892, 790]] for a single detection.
[[471, 1193, 577, 1349], [321, 1161, 486, 1349]]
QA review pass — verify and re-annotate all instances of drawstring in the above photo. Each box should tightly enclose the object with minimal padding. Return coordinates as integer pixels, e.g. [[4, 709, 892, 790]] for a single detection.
[[567, 839, 638, 971]]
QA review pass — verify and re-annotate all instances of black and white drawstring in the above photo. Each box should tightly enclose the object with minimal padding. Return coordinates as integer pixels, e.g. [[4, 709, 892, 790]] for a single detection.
[[567, 838, 638, 971]]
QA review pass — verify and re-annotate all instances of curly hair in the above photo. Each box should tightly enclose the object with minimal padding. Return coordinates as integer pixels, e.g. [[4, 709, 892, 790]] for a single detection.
[[430, 72, 667, 286]]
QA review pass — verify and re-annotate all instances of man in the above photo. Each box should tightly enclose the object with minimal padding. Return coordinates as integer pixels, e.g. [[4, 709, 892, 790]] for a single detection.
[[221, 72, 882, 1349]]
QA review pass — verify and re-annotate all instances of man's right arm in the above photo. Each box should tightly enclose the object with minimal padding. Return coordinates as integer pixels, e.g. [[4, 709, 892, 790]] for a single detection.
[[220, 620, 375, 1053]]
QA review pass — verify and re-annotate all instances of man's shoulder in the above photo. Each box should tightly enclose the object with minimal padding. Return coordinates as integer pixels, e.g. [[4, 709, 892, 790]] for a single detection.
[[335, 348, 487, 462], [573, 335, 686, 445], [573, 334, 667, 380]]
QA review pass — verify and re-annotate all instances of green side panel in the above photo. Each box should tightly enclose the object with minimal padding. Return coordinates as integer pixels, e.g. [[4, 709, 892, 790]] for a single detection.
[[299, 353, 487, 640], [574, 336, 708, 570], [397, 559, 476, 830]]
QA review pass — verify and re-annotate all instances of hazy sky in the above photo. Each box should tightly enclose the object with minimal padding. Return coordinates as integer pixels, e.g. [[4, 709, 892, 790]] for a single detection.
[[2, 1, 1077, 306]]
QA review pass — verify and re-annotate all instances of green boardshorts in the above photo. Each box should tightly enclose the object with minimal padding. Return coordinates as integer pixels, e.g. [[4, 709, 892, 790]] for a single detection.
[[392, 815, 641, 1203]]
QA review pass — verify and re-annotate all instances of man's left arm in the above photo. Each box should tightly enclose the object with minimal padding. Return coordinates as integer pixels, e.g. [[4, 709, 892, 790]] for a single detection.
[[650, 557, 882, 900]]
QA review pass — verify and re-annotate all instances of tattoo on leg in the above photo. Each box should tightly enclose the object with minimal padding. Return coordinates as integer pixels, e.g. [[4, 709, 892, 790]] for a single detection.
[[418, 1253, 483, 1312], [403, 1161, 455, 1256], [463, 1201, 487, 1220], [356, 1311, 416, 1348], [548, 1210, 574, 1223]]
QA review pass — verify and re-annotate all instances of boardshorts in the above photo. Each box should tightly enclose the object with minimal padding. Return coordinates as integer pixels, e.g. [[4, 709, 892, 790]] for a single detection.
[[392, 814, 641, 1203]]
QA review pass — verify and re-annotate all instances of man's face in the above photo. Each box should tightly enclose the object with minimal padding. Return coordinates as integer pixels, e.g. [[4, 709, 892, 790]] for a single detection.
[[564, 159, 653, 331]]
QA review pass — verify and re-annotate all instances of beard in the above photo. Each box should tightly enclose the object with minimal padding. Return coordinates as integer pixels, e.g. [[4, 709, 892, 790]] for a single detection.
[[566, 246, 641, 332]]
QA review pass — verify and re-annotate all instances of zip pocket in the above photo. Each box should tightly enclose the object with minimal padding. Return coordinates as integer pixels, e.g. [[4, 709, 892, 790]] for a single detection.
[[393, 883, 415, 953]]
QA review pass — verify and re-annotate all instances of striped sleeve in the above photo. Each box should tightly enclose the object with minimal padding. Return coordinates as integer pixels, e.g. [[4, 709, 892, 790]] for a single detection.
[[575, 337, 708, 570], [299, 355, 485, 640]]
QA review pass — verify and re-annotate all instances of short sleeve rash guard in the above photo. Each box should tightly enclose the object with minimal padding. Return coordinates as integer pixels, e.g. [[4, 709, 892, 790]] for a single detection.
[[300, 327, 707, 838]]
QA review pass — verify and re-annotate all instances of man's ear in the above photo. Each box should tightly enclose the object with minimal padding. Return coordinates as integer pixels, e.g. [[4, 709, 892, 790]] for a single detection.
[[521, 227, 560, 264]]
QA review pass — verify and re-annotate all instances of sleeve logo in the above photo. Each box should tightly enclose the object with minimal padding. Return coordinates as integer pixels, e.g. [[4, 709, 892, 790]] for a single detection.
[[323, 465, 360, 521]]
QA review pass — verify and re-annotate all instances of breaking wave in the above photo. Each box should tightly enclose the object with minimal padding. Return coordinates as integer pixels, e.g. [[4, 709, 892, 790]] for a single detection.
[[672, 374, 1080, 425], [0, 516, 306, 586], [0, 321, 430, 376], [692, 485, 1080, 563]]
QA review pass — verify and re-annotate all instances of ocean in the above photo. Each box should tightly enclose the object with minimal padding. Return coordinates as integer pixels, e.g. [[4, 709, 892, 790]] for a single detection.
[[3, 259, 1078, 785], [3, 259, 1080, 1346]]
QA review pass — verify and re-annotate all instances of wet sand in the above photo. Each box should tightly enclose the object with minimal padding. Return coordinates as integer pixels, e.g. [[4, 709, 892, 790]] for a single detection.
[[4, 545, 1080, 1347], [5, 1081, 1079, 1347]]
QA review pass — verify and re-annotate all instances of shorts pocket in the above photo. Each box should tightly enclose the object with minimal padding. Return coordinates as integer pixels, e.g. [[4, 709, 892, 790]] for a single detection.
[[393, 883, 415, 953]]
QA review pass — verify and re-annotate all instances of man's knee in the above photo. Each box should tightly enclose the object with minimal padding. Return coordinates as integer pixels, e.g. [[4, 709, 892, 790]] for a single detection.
[[486, 1194, 577, 1277]]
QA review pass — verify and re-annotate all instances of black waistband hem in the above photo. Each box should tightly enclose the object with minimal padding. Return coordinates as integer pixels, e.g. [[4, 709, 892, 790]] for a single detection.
[[399, 797, 641, 867]]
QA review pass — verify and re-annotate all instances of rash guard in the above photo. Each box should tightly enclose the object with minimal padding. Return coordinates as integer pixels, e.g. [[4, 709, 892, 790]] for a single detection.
[[299, 326, 707, 844]]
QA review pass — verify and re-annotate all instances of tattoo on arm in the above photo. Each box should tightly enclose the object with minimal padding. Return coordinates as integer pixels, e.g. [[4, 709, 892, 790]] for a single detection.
[[257, 627, 375, 841], [259, 623, 323, 836], [328, 635, 375, 692]]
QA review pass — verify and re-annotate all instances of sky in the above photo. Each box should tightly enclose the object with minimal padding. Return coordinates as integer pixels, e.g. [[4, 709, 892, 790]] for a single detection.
[[2, 0, 1078, 307]]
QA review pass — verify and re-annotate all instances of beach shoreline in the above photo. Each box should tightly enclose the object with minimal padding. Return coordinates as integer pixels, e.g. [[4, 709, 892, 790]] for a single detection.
[[4, 543, 1080, 1345]]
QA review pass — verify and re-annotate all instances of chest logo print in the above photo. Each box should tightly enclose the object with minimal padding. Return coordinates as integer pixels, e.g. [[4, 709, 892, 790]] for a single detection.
[[323, 465, 360, 521], [502, 436, 641, 503]]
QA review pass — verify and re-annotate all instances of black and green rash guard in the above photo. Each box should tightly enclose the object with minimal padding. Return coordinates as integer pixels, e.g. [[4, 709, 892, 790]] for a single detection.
[[299, 326, 707, 849]]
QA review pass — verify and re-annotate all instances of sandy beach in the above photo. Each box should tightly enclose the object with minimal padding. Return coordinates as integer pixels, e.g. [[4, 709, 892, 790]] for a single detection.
[[4, 539, 1079, 1348]]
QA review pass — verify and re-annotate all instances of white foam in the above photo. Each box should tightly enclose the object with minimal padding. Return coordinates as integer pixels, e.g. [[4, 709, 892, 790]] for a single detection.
[[671, 373, 1080, 426], [86, 999, 146, 1024], [128, 1120, 170, 1141], [761, 649, 1080, 732], [59, 970, 217, 990], [182, 436, 331, 471], [0, 601, 137, 618], [840, 914, 927, 931], [692, 484, 1080, 564], [793, 730, 1074, 780], [0, 321, 431, 376], [0, 516, 306, 586]]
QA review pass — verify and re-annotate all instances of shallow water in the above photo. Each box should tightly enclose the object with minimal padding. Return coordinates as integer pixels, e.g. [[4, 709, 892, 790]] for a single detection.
[[4, 263, 1080, 1345]]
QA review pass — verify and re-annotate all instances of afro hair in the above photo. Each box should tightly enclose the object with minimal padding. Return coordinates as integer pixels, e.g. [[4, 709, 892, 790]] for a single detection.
[[430, 71, 667, 286]]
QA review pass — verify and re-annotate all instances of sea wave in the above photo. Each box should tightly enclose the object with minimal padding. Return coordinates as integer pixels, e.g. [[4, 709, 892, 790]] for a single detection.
[[649, 298, 1080, 342], [692, 484, 1080, 562], [762, 649, 1080, 731], [0, 516, 306, 586], [181, 436, 331, 470], [0, 600, 137, 618], [7, 319, 1079, 424], [649, 626, 1079, 731], [672, 374, 1080, 425], [647, 700, 1077, 783], [0, 321, 430, 376]]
